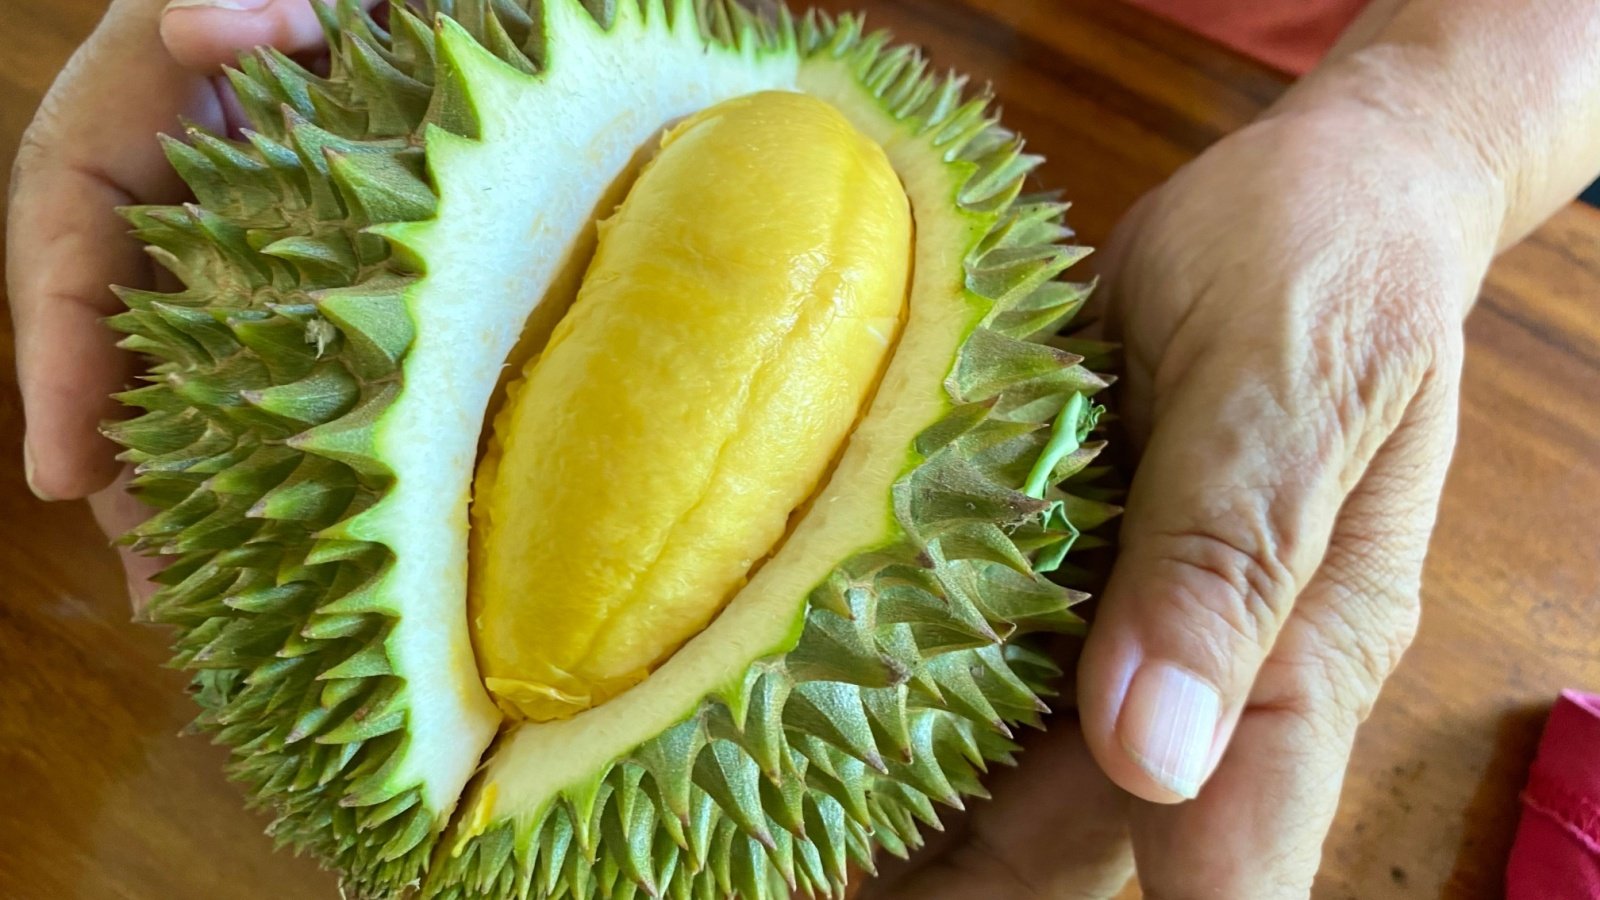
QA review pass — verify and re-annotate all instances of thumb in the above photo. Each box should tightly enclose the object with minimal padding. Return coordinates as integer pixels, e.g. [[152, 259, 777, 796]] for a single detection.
[[161, 0, 382, 69], [1077, 302, 1441, 803]]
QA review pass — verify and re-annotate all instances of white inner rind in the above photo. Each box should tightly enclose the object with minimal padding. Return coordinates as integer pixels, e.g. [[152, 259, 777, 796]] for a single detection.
[[467, 53, 993, 830], [348, 1, 801, 817]]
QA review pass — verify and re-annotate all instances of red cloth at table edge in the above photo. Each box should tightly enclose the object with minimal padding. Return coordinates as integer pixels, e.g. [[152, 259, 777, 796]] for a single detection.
[[1508, 690, 1600, 899], [1123, 0, 1368, 75]]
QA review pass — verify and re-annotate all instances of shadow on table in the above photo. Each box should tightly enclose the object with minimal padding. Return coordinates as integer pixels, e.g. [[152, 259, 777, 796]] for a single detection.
[[1444, 703, 1551, 897]]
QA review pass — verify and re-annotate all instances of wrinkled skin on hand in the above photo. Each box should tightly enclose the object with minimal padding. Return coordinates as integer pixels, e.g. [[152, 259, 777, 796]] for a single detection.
[[863, 105, 1493, 899]]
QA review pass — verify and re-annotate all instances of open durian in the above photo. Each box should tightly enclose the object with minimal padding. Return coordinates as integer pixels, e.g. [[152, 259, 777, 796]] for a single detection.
[[107, 1, 1116, 897]]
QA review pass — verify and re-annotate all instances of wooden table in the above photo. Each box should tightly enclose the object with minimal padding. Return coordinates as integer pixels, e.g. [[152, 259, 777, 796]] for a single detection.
[[1, 2, 1596, 898]]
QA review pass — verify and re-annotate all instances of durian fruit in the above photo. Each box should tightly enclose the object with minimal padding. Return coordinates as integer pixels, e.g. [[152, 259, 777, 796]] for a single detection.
[[106, 1, 1116, 897]]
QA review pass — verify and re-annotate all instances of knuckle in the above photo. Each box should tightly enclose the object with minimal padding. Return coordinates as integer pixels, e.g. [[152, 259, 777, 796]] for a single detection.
[[1299, 243, 1466, 477], [9, 21, 110, 206], [1152, 523, 1298, 661], [1365, 284, 1460, 397], [9, 82, 72, 207], [10, 118, 51, 201]]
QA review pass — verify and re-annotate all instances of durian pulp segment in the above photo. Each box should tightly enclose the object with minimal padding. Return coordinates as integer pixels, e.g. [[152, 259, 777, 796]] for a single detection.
[[465, 58, 993, 834], [469, 91, 912, 723]]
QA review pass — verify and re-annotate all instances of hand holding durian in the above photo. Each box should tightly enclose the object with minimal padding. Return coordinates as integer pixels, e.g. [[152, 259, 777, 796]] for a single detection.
[[7, 0, 1599, 897]]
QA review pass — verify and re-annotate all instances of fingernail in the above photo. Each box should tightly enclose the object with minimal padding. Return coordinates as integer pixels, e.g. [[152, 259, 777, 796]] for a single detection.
[[164, 0, 270, 11], [23, 443, 54, 502], [1117, 662, 1220, 799]]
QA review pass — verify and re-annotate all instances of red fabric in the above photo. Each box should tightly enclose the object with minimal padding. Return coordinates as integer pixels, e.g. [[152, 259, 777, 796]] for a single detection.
[[1122, 0, 1368, 75], [1508, 691, 1600, 899]]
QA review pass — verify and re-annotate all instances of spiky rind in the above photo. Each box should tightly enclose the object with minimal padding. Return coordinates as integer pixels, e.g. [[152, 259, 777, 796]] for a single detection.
[[111, 1, 1114, 898]]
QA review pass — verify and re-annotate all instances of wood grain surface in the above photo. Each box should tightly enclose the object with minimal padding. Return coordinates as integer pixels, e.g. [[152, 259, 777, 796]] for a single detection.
[[1, 2, 1596, 899]]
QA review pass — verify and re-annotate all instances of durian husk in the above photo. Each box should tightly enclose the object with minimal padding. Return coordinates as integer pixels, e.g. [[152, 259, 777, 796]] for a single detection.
[[106, 1, 1119, 898]]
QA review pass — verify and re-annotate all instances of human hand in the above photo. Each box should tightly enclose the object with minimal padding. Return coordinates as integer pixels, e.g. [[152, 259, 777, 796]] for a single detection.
[[863, 99, 1500, 898], [6, 0, 374, 605]]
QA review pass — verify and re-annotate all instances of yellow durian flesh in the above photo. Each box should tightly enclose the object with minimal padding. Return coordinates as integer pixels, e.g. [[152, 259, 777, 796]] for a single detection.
[[469, 90, 913, 723]]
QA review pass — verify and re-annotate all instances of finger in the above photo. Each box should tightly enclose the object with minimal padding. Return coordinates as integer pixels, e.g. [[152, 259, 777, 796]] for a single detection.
[[860, 723, 1134, 900], [1131, 345, 1460, 898], [1078, 273, 1455, 803], [161, 0, 382, 69], [86, 466, 163, 613], [7, 0, 226, 501]]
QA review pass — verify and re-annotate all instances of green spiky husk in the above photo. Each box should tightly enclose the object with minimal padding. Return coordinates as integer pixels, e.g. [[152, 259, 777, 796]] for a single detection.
[[107, 1, 1117, 898]]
